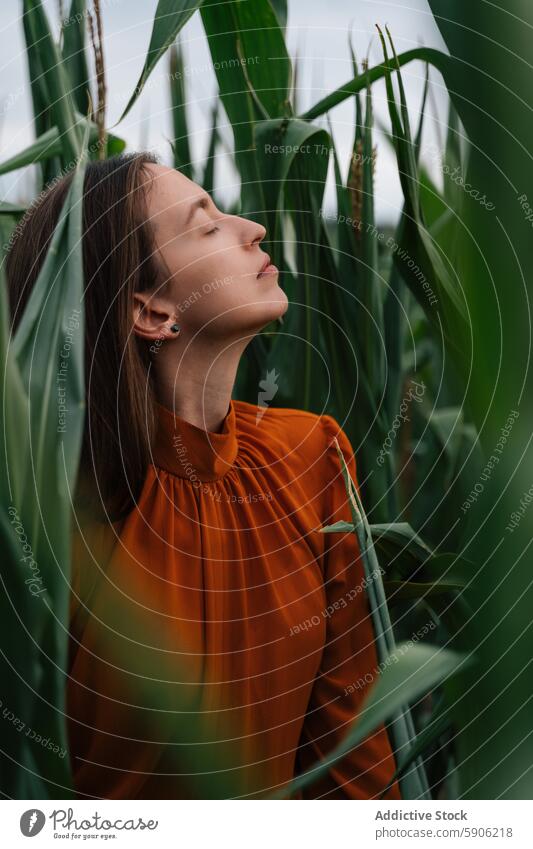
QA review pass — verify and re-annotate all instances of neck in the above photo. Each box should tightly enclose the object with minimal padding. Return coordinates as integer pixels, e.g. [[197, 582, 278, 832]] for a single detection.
[[152, 335, 248, 432]]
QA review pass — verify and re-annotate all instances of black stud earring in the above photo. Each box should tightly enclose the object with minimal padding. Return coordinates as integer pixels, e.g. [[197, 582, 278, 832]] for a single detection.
[[170, 323, 180, 333]]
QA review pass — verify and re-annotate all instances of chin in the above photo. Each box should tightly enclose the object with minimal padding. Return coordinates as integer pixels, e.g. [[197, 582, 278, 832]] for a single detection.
[[278, 290, 289, 316], [259, 289, 289, 322], [233, 296, 288, 337]]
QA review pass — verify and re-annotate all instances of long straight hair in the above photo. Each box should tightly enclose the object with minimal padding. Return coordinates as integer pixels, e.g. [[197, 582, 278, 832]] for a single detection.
[[6, 152, 165, 520]]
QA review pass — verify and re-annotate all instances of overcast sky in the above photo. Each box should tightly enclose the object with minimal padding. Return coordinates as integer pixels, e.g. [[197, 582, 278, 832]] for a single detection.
[[0, 0, 449, 223]]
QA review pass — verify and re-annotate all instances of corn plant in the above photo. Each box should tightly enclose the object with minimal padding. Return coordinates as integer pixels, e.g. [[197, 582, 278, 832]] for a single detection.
[[1, 0, 531, 800], [0, 133, 88, 797]]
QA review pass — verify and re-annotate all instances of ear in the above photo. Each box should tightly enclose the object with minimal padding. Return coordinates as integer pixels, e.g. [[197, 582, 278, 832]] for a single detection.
[[132, 291, 176, 342]]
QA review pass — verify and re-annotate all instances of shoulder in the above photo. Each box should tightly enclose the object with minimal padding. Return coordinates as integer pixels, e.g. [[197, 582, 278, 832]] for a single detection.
[[233, 397, 326, 446], [233, 399, 356, 476]]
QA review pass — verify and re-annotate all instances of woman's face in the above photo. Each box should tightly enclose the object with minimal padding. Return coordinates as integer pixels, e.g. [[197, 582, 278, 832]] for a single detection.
[[140, 164, 288, 341]]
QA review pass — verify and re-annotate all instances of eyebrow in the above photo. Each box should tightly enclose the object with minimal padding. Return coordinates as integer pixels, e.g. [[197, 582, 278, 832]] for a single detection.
[[184, 194, 211, 228]]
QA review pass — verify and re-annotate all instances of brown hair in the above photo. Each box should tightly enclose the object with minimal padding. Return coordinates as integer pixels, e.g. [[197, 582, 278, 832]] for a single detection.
[[6, 152, 165, 521]]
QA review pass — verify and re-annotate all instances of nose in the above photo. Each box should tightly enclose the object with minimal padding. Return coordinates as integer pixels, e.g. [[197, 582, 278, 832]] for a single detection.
[[250, 219, 266, 246], [236, 214, 266, 248]]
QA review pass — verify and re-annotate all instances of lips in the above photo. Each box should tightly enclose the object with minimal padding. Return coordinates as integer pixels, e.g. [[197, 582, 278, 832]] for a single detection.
[[258, 254, 271, 274], [257, 253, 279, 277]]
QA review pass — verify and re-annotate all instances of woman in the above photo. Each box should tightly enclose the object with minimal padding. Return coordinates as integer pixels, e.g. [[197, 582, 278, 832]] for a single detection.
[[7, 153, 401, 800]]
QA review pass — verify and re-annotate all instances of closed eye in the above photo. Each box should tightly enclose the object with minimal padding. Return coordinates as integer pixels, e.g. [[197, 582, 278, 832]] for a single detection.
[[205, 225, 220, 235]]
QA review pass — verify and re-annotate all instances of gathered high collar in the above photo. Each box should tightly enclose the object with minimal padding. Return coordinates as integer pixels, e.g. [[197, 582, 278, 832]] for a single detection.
[[151, 400, 239, 481]]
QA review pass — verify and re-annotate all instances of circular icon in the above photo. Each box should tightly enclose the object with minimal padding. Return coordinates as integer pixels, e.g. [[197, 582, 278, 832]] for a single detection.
[[20, 809, 45, 837]]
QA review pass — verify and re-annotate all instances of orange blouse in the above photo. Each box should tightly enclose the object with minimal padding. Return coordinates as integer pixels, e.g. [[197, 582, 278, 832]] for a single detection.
[[67, 398, 402, 800]]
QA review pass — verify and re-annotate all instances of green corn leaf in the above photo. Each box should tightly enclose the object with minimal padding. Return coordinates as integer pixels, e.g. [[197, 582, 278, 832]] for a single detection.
[[376, 28, 467, 353], [0, 118, 125, 176], [22, 0, 60, 184], [329, 437, 431, 799], [202, 0, 291, 123], [325, 113, 359, 273], [322, 520, 469, 596], [370, 521, 433, 569], [320, 520, 355, 534], [119, 0, 206, 122], [0, 130, 89, 797], [269, 0, 287, 30], [274, 642, 470, 799], [201, 98, 219, 195], [23, 0, 82, 165], [253, 117, 329, 269], [0, 202, 27, 216], [62, 0, 91, 116], [423, 1, 533, 796], [426, 406, 464, 480], [382, 70, 428, 430], [254, 117, 330, 411], [384, 578, 466, 602], [169, 38, 193, 179], [442, 99, 463, 208], [378, 693, 454, 799], [0, 126, 65, 176], [200, 0, 292, 223], [300, 47, 451, 121], [359, 68, 386, 397]]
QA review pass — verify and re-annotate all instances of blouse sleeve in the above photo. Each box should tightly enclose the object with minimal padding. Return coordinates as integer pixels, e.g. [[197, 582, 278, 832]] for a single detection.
[[295, 414, 402, 799]]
